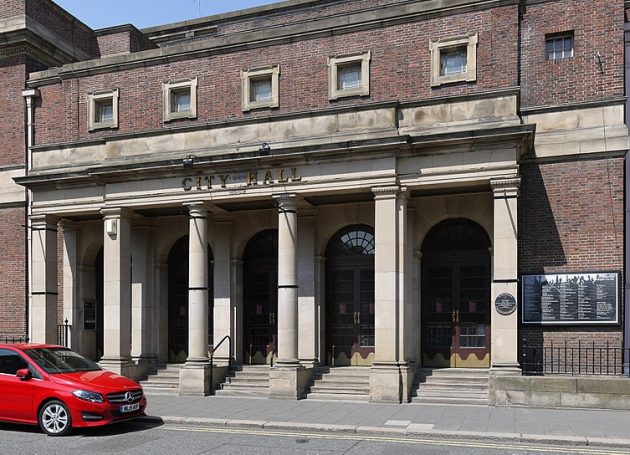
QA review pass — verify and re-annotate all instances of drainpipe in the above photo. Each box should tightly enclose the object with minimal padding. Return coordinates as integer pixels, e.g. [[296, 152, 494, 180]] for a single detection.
[[22, 88, 40, 342]]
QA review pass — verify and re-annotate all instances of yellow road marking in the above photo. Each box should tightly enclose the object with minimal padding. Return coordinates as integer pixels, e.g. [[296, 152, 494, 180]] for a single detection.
[[161, 425, 630, 454]]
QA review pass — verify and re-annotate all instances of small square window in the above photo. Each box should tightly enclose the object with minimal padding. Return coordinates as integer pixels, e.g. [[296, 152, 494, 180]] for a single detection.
[[546, 33, 574, 60], [241, 66, 280, 111], [328, 51, 371, 100], [163, 78, 197, 121], [337, 63, 362, 90], [87, 89, 118, 131], [440, 47, 467, 76], [430, 33, 478, 87]]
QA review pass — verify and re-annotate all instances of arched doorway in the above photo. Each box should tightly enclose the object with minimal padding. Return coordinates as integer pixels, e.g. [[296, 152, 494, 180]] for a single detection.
[[421, 218, 491, 368], [243, 229, 278, 364], [325, 225, 375, 366], [167, 236, 214, 363]]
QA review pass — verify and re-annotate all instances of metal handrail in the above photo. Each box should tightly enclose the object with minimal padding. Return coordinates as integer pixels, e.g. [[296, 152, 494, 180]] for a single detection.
[[209, 335, 232, 395]]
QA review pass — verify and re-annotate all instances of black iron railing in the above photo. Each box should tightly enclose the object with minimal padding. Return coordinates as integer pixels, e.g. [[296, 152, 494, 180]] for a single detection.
[[209, 335, 232, 395], [521, 341, 630, 376], [57, 318, 70, 347], [0, 335, 29, 343]]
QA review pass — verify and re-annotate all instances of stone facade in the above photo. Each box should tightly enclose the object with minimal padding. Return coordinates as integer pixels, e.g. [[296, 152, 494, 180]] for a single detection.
[[0, 0, 628, 404]]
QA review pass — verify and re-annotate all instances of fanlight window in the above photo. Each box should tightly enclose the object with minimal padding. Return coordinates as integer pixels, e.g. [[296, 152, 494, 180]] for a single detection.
[[327, 225, 375, 257], [422, 219, 490, 253]]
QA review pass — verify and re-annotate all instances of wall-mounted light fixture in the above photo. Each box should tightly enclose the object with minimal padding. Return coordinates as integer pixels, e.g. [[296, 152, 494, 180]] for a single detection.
[[259, 142, 271, 155], [182, 155, 195, 168]]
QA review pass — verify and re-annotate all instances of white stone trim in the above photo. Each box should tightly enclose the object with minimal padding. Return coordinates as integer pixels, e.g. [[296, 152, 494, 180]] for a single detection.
[[328, 51, 371, 100], [241, 65, 280, 111], [430, 33, 478, 87], [87, 89, 119, 131], [162, 78, 198, 122]]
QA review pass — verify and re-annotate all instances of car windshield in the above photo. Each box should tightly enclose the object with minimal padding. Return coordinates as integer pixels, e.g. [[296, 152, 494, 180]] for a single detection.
[[24, 348, 102, 374]]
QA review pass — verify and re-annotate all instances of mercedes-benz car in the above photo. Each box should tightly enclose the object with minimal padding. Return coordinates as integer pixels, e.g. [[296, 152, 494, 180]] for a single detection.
[[0, 344, 146, 436]]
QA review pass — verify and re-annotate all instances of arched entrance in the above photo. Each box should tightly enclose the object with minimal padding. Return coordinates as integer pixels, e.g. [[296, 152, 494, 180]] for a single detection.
[[325, 225, 375, 366], [167, 236, 214, 363], [421, 218, 491, 368], [243, 229, 278, 364]]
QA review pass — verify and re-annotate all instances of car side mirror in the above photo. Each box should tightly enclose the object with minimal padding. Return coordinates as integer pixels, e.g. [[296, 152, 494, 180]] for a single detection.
[[16, 368, 32, 381]]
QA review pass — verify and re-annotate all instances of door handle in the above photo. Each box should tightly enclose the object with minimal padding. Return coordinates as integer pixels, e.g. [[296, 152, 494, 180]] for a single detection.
[[452, 310, 456, 323], [357, 311, 360, 325]]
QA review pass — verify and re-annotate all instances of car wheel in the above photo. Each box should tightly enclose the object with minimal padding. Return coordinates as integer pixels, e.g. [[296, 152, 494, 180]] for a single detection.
[[38, 400, 72, 436]]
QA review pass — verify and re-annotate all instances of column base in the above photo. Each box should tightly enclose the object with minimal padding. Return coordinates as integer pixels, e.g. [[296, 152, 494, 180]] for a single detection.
[[369, 362, 415, 404], [179, 361, 211, 396], [98, 357, 138, 379], [269, 365, 312, 400], [299, 359, 320, 369], [130, 355, 158, 379]]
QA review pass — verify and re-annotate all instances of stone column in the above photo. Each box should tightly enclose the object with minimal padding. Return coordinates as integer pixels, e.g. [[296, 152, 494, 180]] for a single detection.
[[99, 208, 134, 377], [298, 208, 318, 367], [490, 177, 521, 372], [130, 219, 156, 374], [179, 202, 211, 395], [30, 214, 58, 344], [269, 193, 310, 399], [370, 186, 414, 403], [60, 220, 80, 352]]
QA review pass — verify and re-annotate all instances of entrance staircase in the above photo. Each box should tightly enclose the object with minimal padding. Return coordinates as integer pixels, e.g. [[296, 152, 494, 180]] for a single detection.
[[306, 366, 371, 402], [139, 364, 182, 395], [412, 368, 489, 405], [215, 364, 270, 397]]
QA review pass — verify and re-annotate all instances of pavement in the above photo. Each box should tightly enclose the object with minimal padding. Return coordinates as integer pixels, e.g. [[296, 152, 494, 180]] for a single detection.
[[139, 394, 630, 449]]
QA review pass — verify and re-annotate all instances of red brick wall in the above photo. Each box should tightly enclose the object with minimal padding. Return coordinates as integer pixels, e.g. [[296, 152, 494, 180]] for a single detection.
[[0, 207, 26, 337], [519, 157, 625, 349], [34, 5, 519, 145], [0, 56, 26, 166], [520, 0, 624, 108]]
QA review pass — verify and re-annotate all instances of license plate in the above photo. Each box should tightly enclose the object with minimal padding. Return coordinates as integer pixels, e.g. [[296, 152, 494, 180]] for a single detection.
[[120, 403, 140, 413]]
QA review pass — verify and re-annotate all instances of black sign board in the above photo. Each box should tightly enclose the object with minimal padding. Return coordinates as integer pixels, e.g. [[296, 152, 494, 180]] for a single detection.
[[84, 301, 96, 330], [522, 272, 619, 325]]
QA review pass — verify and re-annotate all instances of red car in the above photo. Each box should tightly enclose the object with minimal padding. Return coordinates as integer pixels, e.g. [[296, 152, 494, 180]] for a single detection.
[[0, 343, 146, 436]]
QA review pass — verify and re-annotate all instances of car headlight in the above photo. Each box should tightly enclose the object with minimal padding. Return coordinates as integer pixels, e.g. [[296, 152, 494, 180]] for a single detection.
[[72, 390, 104, 403]]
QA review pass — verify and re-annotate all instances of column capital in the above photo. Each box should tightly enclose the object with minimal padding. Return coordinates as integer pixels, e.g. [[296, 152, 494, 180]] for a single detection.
[[491, 177, 521, 198], [30, 214, 58, 229], [100, 207, 134, 220], [273, 193, 300, 212], [372, 185, 406, 200], [185, 202, 208, 219]]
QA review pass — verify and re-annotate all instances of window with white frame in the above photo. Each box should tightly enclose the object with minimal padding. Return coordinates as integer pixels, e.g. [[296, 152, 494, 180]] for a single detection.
[[241, 65, 280, 111], [430, 33, 478, 87], [546, 32, 574, 61], [327, 51, 371, 100], [87, 89, 119, 131], [162, 78, 197, 121]]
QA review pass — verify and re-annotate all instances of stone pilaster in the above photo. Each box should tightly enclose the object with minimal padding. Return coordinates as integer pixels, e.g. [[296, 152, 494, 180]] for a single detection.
[[30, 214, 58, 344], [60, 220, 80, 352], [180, 202, 211, 396], [130, 218, 157, 374], [99, 208, 134, 377], [212, 213, 234, 365], [490, 177, 521, 372], [370, 186, 414, 403], [298, 208, 318, 368]]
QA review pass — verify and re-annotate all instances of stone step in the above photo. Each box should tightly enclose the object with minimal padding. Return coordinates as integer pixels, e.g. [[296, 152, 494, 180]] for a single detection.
[[225, 376, 270, 385], [417, 368, 489, 377], [309, 385, 370, 394], [417, 388, 488, 397], [315, 367, 371, 377], [225, 372, 271, 380], [306, 392, 370, 402], [145, 371, 181, 379], [141, 379, 180, 387], [221, 381, 269, 389], [417, 382, 489, 390], [141, 387, 180, 396], [418, 376, 490, 385]]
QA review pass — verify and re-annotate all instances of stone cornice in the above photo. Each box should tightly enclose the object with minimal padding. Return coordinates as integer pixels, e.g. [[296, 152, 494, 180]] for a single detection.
[[27, 0, 519, 85], [490, 177, 520, 196]]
